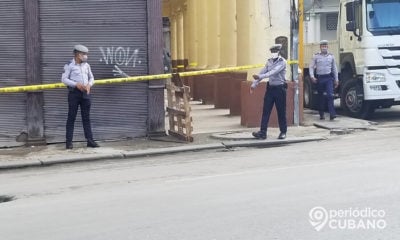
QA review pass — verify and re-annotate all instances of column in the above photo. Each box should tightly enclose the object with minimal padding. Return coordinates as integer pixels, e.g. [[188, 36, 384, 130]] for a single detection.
[[147, 0, 166, 136], [220, 0, 237, 67], [196, 0, 208, 69], [24, 0, 45, 144], [177, 8, 184, 61], [206, 0, 220, 68], [170, 13, 178, 61], [236, 0, 251, 67], [187, 0, 198, 68]]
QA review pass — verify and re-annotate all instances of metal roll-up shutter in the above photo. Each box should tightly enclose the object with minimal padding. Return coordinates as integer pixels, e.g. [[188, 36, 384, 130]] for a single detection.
[[0, 0, 27, 147], [39, 0, 148, 143]]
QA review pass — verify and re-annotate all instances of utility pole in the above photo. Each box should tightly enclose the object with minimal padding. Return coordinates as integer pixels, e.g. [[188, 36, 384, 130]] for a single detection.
[[298, 0, 304, 126], [290, 0, 300, 126]]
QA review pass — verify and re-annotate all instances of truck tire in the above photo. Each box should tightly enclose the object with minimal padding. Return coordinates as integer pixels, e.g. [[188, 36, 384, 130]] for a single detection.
[[341, 79, 375, 119], [303, 76, 318, 110]]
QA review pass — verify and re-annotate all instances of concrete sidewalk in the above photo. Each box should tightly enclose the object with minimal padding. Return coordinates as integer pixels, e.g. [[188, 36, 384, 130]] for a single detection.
[[0, 103, 375, 170]]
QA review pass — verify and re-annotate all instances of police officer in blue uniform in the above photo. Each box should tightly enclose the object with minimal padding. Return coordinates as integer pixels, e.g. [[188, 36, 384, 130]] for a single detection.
[[251, 44, 287, 140], [62, 44, 99, 149], [309, 40, 339, 120]]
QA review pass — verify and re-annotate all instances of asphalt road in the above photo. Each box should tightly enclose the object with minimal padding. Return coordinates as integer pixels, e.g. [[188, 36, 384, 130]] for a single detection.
[[1, 126, 399, 239], [368, 105, 400, 125], [337, 104, 400, 126]]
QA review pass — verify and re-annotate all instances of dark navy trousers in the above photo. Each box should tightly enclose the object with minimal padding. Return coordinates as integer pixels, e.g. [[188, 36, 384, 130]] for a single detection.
[[317, 75, 336, 117], [260, 85, 287, 134], [66, 89, 93, 143]]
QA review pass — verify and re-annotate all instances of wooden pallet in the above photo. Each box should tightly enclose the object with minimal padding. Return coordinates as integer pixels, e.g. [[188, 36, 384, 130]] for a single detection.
[[166, 73, 193, 142]]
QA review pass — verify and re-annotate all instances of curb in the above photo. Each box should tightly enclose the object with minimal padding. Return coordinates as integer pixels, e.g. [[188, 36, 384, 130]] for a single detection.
[[123, 143, 224, 158], [222, 136, 326, 148], [0, 159, 42, 170], [0, 136, 325, 171]]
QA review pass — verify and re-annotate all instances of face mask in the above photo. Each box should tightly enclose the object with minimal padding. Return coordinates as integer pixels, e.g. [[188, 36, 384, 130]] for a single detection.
[[80, 54, 88, 62], [321, 47, 328, 54], [271, 52, 279, 59]]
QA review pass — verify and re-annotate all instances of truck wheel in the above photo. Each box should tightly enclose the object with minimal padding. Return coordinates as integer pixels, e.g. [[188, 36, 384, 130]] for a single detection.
[[341, 80, 374, 119], [303, 76, 318, 110]]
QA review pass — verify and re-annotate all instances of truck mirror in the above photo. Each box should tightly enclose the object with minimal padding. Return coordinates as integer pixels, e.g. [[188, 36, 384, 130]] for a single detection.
[[346, 2, 355, 21], [346, 22, 356, 32]]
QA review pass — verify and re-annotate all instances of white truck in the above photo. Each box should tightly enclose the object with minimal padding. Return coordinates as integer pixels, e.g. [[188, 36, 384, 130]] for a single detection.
[[303, 0, 400, 119]]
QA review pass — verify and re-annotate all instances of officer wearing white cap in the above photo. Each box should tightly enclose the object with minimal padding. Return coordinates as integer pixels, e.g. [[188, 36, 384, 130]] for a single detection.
[[61, 44, 99, 149], [309, 40, 339, 120], [251, 43, 287, 140], [74, 44, 89, 53]]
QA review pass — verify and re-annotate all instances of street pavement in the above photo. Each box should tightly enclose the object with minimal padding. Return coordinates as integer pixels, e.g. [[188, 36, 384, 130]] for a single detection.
[[0, 101, 376, 170], [1, 124, 399, 240]]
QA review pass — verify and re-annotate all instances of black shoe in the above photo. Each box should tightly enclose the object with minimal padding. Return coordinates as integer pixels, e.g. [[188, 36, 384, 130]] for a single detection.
[[87, 139, 99, 148], [66, 142, 73, 149], [252, 131, 266, 140], [319, 111, 325, 120], [278, 133, 286, 139], [330, 115, 337, 120]]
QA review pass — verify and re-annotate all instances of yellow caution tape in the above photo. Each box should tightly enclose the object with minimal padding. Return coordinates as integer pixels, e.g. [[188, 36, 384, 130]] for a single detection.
[[179, 64, 264, 77], [0, 62, 298, 93], [287, 60, 299, 65], [0, 83, 67, 93], [94, 73, 172, 86]]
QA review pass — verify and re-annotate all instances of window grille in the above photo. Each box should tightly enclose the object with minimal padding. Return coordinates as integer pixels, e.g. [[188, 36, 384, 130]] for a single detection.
[[326, 13, 338, 30]]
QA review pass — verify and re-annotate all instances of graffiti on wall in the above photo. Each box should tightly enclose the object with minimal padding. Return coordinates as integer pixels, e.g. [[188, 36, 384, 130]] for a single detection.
[[99, 46, 144, 77]]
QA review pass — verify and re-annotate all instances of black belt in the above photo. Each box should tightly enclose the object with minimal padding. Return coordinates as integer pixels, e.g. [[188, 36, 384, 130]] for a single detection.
[[316, 73, 332, 78], [68, 86, 78, 92], [269, 84, 284, 88], [267, 83, 287, 89]]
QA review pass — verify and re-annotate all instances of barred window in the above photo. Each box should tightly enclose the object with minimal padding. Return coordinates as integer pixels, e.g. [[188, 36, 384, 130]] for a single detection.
[[326, 13, 338, 30]]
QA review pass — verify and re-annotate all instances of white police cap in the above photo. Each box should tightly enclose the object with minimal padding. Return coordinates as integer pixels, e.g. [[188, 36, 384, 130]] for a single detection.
[[74, 44, 89, 53], [320, 40, 329, 45], [270, 44, 282, 51]]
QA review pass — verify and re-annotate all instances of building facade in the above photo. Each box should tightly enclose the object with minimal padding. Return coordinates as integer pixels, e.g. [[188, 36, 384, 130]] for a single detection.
[[0, 0, 164, 147], [162, 0, 292, 74], [304, 0, 340, 43], [162, 0, 305, 127]]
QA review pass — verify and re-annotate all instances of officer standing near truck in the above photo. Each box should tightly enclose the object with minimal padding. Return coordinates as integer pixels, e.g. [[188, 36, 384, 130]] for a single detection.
[[309, 40, 339, 120], [251, 44, 287, 140]]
